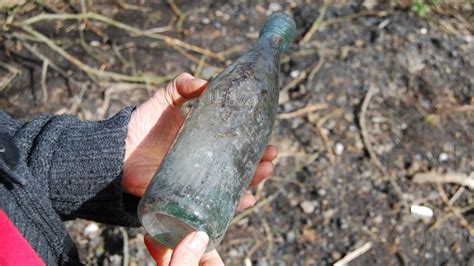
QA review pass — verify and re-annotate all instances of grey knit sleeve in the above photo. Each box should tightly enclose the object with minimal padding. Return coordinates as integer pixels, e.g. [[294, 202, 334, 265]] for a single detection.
[[9, 107, 140, 227]]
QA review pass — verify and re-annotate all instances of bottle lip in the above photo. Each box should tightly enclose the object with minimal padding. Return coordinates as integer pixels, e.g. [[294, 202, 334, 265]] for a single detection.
[[259, 12, 296, 53]]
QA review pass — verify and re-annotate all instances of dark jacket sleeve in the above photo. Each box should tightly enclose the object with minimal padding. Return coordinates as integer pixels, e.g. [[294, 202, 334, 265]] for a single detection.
[[1, 108, 140, 227]]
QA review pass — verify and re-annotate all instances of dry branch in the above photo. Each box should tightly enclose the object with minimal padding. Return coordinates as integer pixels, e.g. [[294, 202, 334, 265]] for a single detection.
[[299, 3, 329, 45], [334, 242, 372, 266], [19, 26, 174, 85], [437, 185, 474, 236], [278, 103, 328, 119], [21, 12, 225, 61], [359, 87, 404, 200], [0, 62, 21, 91], [413, 172, 474, 190]]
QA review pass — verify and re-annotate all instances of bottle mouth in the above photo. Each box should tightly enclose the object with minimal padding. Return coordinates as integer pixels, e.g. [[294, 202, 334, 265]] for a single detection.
[[259, 12, 296, 52]]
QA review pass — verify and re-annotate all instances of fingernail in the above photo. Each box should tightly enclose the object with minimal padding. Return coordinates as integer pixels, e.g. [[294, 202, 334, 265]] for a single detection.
[[192, 78, 207, 87], [187, 231, 209, 253]]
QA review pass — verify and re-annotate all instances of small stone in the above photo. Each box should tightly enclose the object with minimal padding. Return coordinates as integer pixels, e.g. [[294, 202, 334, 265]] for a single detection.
[[318, 189, 326, 196], [334, 143, 344, 155], [374, 215, 383, 224], [290, 198, 299, 207], [411, 205, 433, 219], [331, 251, 342, 260], [420, 28, 428, 35], [300, 200, 317, 214], [202, 17, 210, 24], [302, 228, 317, 242], [290, 70, 300, 78], [268, 3, 282, 12], [439, 152, 448, 162], [286, 231, 296, 242], [90, 40, 100, 47], [229, 249, 240, 257], [83, 222, 99, 237], [425, 252, 432, 259]]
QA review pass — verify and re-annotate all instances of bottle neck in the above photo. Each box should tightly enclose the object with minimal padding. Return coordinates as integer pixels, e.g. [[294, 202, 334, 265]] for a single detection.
[[254, 33, 285, 60]]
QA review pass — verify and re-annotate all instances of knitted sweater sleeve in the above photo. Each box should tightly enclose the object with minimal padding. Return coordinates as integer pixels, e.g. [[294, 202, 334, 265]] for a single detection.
[[2, 108, 140, 227]]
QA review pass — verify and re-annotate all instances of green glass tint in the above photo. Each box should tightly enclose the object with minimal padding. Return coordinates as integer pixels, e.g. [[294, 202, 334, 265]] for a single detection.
[[138, 12, 295, 250]]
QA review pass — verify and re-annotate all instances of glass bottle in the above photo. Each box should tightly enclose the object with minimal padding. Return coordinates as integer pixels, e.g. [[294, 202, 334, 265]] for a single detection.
[[138, 12, 295, 250]]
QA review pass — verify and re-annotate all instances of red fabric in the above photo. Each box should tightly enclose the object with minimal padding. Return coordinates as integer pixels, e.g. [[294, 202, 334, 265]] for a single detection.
[[0, 210, 44, 266]]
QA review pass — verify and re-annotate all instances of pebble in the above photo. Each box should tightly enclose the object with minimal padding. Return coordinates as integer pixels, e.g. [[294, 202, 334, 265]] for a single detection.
[[300, 200, 318, 214], [268, 3, 282, 12], [331, 251, 342, 260], [439, 152, 448, 162], [318, 189, 326, 196], [334, 143, 344, 155], [410, 205, 433, 219], [290, 70, 300, 78], [286, 231, 296, 242], [374, 215, 383, 224], [202, 17, 210, 24], [420, 28, 428, 34], [90, 40, 100, 47], [83, 222, 99, 237]]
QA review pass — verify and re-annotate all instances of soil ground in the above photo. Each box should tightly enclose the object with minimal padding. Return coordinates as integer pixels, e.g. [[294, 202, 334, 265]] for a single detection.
[[1, 0, 473, 265]]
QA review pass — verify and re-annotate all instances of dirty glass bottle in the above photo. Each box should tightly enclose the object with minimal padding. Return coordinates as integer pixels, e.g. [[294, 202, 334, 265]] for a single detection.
[[138, 13, 296, 250]]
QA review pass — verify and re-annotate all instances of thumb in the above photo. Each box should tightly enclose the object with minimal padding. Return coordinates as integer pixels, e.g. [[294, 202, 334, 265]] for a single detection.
[[169, 231, 209, 266], [165, 72, 207, 106]]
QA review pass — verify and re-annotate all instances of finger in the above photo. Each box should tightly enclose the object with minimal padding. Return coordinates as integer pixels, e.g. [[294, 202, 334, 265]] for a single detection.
[[236, 193, 256, 212], [248, 161, 273, 188], [144, 235, 173, 266], [166, 73, 207, 106], [200, 250, 225, 266], [169, 231, 209, 266], [261, 145, 278, 162]]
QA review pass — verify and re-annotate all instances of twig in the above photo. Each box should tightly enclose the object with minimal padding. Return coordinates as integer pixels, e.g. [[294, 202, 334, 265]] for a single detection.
[[118, 227, 129, 266], [299, 2, 329, 45], [321, 10, 380, 28], [428, 204, 474, 232], [166, 0, 183, 18], [77, 0, 102, 63], [55, 84, 87, 115], [315, 122, 335, 164], [176, 7, 208, 33], [453, 105, 474, 112], [19, 26, 174, 85], [244, 235, 261, 265], [117, 1, 151, 12], [359, 87, 404, 200], [281, 70, 307, 93], [40, 60, 48, 103], [21, 12, 225, 61], [19, 41, 69, 78], [360, 87, 384, 173], [449, 186, 465, 205], [261, 219, 273, 259], [413, 172, 474, 190], [308, 57, 325, 82], [193, 55, 207, 78], [97, 82, 148, 118], [0, 62, 21, 92], [437, 185, 474, 236], [312, 109, 343, 164], [231, 190, 282, 225], [334, 242, 372, 266], [278, 103, 328, 119]]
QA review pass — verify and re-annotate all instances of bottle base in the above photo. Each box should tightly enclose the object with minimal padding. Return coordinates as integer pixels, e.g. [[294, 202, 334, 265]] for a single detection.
[[142, 211, 196, 249]]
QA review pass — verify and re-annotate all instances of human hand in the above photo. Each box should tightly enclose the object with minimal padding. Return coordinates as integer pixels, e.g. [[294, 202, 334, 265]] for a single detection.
[[122, 73, 276, 201]]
